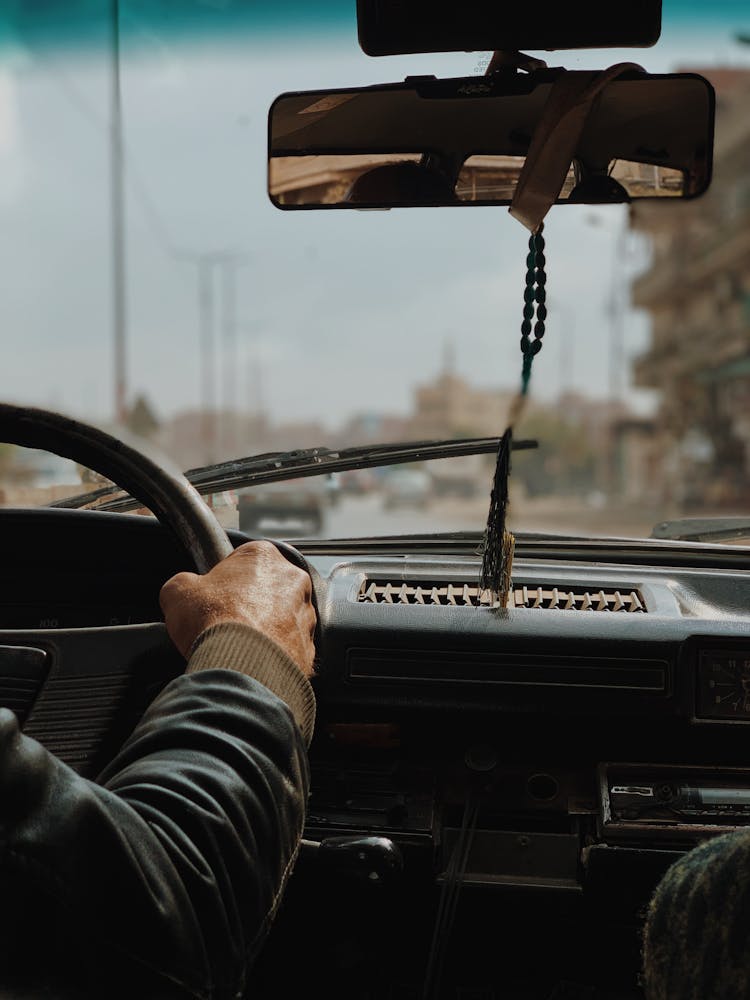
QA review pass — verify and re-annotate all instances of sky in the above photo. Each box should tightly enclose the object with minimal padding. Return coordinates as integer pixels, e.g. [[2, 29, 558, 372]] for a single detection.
[[0, 2, 747, 434]]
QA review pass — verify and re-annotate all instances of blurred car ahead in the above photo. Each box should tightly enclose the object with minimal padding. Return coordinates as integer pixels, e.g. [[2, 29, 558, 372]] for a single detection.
[[237, 474, 338, 535], [338, 468, 378, 496], [205, 490, 239, 530], [428, 454, 485, 499], [381, 467, 432, 510]]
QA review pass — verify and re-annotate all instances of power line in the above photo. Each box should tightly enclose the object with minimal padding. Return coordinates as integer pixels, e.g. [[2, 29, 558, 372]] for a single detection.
[[46, 41, 251, 436], [44, 47, 183, 265]]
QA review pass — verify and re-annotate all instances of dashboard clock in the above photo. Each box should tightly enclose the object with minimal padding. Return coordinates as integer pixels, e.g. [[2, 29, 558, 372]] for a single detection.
[[697, 650, 750, 720]]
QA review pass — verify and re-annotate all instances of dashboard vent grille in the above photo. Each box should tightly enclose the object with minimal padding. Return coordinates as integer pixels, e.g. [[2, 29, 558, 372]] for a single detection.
[[358, 581, 646, 613]]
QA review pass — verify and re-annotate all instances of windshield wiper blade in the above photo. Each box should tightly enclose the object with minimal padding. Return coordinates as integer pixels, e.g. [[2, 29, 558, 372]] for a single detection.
[[185, 436, 538, 490], [651, 517, 750, 543], [49, 435, 538, 512]]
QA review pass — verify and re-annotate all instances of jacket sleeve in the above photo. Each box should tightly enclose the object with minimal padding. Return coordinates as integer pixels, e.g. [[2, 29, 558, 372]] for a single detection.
[[0, 650, 312, 1000]]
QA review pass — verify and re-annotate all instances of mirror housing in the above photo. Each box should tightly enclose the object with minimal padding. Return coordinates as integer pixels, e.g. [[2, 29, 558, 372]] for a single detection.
[[357, 0, 662, 55]]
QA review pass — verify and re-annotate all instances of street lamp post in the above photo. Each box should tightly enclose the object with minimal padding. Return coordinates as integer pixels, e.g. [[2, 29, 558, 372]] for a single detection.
[[197, 258, 217, 463], [109, 0, 128, 425]]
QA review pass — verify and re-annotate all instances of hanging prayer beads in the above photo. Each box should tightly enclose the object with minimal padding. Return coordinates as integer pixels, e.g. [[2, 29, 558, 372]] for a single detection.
[[520, 224, 546, 396], [480, 223, 549, 606]]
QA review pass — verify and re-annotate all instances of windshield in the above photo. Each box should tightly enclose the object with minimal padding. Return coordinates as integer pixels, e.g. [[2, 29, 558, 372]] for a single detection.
[[0, 2, 748, 543]]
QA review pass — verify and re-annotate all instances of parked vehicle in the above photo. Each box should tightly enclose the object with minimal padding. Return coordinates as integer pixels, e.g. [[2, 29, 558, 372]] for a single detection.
[[381, 467, 432, 509]]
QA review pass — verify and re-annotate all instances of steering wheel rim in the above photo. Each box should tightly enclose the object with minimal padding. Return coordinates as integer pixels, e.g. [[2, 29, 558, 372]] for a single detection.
[[0, 404, 233, 574]]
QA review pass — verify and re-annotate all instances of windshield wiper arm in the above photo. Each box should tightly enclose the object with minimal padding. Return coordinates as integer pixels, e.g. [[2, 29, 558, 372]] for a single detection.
[[50, 435, 538, 512], [651, 517, 750, 543]]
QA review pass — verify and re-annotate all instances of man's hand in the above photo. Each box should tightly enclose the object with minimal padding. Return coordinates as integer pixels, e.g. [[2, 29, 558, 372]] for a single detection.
[[160, 541, 316, 677]]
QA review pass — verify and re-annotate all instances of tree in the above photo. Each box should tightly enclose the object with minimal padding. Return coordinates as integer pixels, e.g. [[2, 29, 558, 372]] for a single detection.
[[0, 444, 15, 470], [513, 411, 597, 497], [127, 394, 160, 440]]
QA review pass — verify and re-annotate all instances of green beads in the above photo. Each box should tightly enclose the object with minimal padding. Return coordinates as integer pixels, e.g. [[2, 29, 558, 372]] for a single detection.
[[519, 224, 547, 395]]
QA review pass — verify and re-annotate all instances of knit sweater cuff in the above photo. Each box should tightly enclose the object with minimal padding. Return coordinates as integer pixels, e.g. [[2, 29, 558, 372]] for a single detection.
[[186, 623, 316, 744]]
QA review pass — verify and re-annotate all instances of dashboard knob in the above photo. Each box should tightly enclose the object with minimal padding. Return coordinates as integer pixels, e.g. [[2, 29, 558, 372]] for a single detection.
[[299, 835, 404, 883]]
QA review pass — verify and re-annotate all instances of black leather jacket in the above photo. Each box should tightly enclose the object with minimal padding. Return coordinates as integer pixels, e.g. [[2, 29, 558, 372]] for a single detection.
[[0, 668, 310, 999]]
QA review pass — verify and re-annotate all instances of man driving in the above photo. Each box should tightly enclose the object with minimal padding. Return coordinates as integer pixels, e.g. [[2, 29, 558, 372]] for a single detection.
[[0, 540, 316, 998]]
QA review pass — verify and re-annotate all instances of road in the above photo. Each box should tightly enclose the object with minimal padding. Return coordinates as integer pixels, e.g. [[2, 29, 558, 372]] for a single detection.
[[221, 494, 473, 537], [321, 494, 479, 537], [220, 492, 659, 541]]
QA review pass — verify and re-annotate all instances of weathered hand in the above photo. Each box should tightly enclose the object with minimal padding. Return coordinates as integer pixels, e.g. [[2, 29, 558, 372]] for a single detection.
[[160, 540, 316, 677]]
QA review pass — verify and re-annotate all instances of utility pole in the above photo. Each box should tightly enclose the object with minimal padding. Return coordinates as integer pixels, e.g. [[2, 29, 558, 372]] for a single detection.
[[239, 320, 265, 451], [175, 250, 248, 464], [608, 213, 632, 404], [197, 258, 217, 463], [219, 258, 239, 455], [175, 251, 223, 464], [217, 254, 251, 455], [109, 0, 128, 425], [550, 300, 575, 400]]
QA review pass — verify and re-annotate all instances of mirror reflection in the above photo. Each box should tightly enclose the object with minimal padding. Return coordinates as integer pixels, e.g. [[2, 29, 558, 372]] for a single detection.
[[270, 154, 687, 206]]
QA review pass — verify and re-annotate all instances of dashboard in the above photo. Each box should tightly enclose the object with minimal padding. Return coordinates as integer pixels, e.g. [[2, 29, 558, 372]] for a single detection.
[[4, 507, 750, 997]]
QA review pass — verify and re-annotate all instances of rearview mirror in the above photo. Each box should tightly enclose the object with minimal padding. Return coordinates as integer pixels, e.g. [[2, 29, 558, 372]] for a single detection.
[[268, 71, 714, 209]]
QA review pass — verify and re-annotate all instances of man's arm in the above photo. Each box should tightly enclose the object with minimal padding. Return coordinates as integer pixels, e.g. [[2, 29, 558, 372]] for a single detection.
[[0, 542, 317, 999]]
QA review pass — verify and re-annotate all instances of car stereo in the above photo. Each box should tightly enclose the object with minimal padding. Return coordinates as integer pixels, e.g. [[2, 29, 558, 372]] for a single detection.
[[599, 763, 750, 845]]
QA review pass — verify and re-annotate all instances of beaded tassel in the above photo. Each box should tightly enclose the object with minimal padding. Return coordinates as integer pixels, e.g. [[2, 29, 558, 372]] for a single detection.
[[479, 427, 515, 607]]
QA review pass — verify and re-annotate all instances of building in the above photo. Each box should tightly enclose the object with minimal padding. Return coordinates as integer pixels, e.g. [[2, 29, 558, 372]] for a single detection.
[[631, 69, 750, 508], [409, 346, 516, 440], [159, 410, 270, 470], [338, 412, 413, 446]]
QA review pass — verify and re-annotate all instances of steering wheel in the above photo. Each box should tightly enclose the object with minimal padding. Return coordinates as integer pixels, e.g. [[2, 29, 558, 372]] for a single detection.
[[0, 404, 245, 775]]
